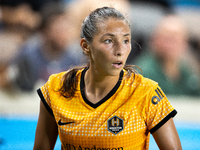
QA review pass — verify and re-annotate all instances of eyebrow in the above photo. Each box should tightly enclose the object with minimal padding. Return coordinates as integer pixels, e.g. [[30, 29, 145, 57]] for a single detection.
[[102, 33, 131, 37]]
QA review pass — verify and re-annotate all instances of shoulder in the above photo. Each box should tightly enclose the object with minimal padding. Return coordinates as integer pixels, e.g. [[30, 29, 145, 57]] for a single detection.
[[122, 70, 159, 96], [46, 71, 67, 90], [136, 74, 158, 86], [123, 69, 158, 86], [135, 74, 159, 93], [49, 71, 67, 81], [126, 70, 158, 88], [47, 68, 84, 89]]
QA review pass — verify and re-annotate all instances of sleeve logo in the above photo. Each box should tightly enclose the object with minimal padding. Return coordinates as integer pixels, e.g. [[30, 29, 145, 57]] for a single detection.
[[107, 116, 124, 135], [151, 87, 164, 105]]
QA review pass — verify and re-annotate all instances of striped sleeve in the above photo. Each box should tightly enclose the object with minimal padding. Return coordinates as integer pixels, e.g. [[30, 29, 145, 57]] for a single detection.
[[146, 85, 177, 133]]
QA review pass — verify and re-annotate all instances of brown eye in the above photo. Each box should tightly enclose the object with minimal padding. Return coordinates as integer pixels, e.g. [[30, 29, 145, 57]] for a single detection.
[[104, 39, 112, 44], [123, 39, 129, 44]]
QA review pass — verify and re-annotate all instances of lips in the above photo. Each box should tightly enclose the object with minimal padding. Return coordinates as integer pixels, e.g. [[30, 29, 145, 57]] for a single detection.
[[112, 61, 123, 68]]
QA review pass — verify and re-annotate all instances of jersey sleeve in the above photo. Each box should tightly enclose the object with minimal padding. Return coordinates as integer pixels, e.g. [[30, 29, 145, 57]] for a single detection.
[[146, 85, 177, 134], [37, 76, 54, 116]]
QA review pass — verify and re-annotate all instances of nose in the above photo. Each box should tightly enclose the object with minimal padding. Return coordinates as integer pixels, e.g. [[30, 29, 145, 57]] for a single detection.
[[114, 42, 124, 56]]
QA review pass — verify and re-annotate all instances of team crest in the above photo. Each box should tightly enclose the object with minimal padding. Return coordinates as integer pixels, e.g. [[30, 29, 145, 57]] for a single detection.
[[107, 116, 124, 135]]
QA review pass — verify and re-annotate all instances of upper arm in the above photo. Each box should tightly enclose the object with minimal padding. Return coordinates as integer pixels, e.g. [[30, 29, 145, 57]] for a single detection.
[[33, 100, 58, 150], [152, 118, 182, 150]]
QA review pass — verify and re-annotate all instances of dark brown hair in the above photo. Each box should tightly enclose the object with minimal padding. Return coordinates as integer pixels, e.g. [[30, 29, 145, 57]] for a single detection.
[[59, 7, 139, 98]]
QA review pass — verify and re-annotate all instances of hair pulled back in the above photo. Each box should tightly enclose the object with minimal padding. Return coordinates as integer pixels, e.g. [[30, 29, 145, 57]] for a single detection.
[[81, 6, 129, 43], [59, 7, 138, 98]]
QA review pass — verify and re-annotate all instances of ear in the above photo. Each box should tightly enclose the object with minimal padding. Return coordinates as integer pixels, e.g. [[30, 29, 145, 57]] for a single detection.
[[80, 38, 90, 55]]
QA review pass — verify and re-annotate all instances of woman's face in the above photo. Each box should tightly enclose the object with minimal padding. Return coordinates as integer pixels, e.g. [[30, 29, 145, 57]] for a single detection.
[[88, 18, 131, 76]]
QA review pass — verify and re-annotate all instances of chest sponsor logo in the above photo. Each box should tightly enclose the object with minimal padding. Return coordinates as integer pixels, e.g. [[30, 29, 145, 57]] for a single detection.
[[107, 116, 124, 135], [64, 144, 123, 150]]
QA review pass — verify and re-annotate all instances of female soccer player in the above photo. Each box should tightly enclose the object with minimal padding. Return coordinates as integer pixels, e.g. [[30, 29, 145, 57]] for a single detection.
[[33, 6, 182, 150]]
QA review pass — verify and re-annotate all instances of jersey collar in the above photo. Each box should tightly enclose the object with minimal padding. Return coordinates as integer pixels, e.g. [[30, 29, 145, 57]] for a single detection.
[[80, 67, 124, 108]]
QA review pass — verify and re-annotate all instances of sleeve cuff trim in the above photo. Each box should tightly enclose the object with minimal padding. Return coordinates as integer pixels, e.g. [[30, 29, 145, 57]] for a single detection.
[[37, 89, 54, 117], [150, 109, 177, 134]]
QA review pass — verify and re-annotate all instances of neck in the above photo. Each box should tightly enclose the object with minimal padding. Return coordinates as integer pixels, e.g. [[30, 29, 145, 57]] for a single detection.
[[84, 68, 120, 104]]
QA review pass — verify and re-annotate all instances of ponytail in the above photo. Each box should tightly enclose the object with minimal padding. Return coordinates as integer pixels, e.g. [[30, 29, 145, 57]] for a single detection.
[[59, 66, 86, 98]]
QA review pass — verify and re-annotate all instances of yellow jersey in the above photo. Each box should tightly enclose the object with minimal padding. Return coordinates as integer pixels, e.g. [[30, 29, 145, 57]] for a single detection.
[[37, 67, 177, 150]]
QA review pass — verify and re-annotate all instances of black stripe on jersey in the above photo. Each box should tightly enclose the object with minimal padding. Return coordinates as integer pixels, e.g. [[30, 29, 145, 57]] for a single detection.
[[37, 89, 54, 116], [150, 109, 177, 134], [80, 67, 124, 108]]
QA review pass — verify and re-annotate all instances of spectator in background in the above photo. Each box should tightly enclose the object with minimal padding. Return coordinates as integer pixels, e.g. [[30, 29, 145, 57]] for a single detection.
[[0, 0, 41, 92], [9, 2, 87, 92], [0, 0, 41, 37], [128, 0, 173, 12], [193, 37, 200, 73], [133, 15, 200, 96], [126, 0, 174, 63]]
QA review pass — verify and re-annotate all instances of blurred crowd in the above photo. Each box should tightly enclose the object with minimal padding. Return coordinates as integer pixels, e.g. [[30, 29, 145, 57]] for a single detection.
[[0, 0, 200, 97]]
